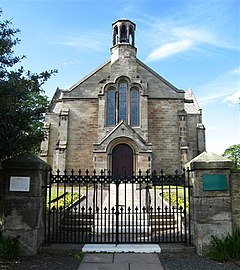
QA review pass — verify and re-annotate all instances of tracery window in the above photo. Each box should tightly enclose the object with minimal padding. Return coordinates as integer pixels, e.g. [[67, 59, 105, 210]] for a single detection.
[[118, 81, 128, 122], [130, 88, 139, 126], [107, 88, 116, 127], [106, 80, 139, 127]]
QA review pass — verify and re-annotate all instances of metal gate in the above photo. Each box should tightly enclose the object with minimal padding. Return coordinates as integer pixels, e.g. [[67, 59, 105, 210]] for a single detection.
[[45, 169, 192, 244]]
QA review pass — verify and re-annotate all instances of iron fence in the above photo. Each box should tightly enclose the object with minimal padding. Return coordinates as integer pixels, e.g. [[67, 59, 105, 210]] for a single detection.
[[45, 169, 192, 245]]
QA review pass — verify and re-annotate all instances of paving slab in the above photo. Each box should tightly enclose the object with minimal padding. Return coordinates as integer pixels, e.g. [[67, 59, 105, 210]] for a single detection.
[[78, 262, 129, 270], [114, 253, 161, 264], [78, 252, 164, 270], [130, 263, 164, 270], [81, 253, 113, 263]]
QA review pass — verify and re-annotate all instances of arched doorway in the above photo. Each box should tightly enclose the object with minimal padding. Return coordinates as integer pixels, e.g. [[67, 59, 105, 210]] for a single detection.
[[112, 144, 133, 175]]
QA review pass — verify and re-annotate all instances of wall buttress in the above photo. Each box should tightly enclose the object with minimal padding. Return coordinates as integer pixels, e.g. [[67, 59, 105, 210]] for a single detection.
[[53, 108, 69, 173]]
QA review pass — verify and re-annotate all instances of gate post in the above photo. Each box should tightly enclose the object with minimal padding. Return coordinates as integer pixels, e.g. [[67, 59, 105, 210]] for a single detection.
[[186, 152, 232, 255], [2, 153, 49, 255]]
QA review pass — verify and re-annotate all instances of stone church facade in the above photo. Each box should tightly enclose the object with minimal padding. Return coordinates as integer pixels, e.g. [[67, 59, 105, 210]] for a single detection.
[[40, 19, 206, 174]]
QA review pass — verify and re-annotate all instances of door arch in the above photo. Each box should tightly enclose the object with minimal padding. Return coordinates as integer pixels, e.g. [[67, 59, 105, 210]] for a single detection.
[[112, 144, 133, 175]]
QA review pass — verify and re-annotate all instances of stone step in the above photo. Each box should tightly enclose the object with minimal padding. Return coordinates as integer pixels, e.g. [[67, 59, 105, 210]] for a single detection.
[[93, 225, 152, 234], [150, 220, 177, 226], [62, 218, 94, 226], [150, 213, 176, 219], [60, 224, 92, 232], [64, 213, 94, 219]]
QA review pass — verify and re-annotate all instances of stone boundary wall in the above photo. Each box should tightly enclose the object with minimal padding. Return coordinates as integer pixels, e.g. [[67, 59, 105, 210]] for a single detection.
[[231, 171, 240, 229], [0, 166, 3, 231]]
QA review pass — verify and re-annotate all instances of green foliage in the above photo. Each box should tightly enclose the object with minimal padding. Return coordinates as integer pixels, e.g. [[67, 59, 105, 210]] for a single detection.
[[207, 227, 240, 262], [72, 251, 85, 261], [0, 233, 20, 260], [162, 187, 189, 213], [48, 191, 79, 210], [48, 189, 64, 204], [0, 9, 57, 160], [223, 144, 240, 170]]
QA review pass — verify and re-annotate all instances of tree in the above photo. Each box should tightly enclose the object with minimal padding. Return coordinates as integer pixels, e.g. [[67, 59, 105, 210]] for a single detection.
[[0, 10, 57, 160], [223, 144, 240, 170]]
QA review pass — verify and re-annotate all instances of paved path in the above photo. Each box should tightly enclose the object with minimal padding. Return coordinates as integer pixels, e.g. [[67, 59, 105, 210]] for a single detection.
[[77, 253, 164, 270]]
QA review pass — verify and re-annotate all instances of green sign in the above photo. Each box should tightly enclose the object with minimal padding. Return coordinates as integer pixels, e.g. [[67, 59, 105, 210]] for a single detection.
[[202, 174, 227, 191]]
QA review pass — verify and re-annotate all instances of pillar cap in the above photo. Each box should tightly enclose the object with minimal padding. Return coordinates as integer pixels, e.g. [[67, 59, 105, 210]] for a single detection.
[[2, 152, 50, 170], [185, 151, 232, 170]]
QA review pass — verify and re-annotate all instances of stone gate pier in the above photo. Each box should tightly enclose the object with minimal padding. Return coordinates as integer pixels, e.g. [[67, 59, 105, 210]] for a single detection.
[[186, 151, 234, 255], [1, 153, 49, 255]]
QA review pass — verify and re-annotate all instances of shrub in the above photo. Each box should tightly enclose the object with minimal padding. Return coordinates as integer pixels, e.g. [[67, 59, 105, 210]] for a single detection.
[[207, 227, 240, 262], [72, 251, 85, 261], [50, 192, 79, 209], [0, 233, 20, 260]]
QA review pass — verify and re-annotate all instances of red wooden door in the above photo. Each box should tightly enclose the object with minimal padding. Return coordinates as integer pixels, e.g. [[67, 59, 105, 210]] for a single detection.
[[112, 144, 133, 175]]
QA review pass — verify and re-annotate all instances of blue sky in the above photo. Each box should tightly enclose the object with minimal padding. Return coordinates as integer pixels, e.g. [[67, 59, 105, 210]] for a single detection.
[[1, 0, 240, 155]]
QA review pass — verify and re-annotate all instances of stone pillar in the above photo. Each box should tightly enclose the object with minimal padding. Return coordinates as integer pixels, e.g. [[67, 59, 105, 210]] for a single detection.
[[186, 151, 233, 255], [53, 108, 69, 173], [178, 109, 190, 167], [196, 109, 206, 154], [2, 153, 49, 255], [197, 123, 206, 153], [40, 122, 50, 162]]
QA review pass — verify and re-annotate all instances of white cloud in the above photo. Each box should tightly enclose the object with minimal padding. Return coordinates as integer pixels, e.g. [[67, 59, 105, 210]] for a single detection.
[[223, 90, 240, 105], [56, 32, 109, 52], [59, 36, 105, 51], [145, 39, 194, 62], [196, 67, 240, 106], [198, 92, 229, 105], [144, 24, 216, 62], [172, 26, 217, 45], [142, 12, 239, 63]]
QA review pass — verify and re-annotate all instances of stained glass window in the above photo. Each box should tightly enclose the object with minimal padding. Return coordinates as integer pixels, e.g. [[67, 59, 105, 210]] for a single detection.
[[131, 88, 139, 126], [118, 81, 128, 122], [106, 80, 139, 127], [107, 88, 116, 126]]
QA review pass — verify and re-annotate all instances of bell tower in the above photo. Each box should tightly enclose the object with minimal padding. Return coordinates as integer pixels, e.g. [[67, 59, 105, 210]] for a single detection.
[[112, 19, 136, 46], [111, 19, 137, 63]]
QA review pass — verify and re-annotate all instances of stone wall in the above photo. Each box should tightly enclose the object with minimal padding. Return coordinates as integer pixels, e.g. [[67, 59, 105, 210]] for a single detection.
[[66, 99, 98, 172], [0, 167, 3, 231], [230, 171, 240, 229], [45, 99, 99, 173], [148, 99, 180, 173]]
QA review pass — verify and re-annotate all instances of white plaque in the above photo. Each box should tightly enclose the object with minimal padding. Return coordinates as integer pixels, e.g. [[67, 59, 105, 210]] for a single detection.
[[10, 176, 30, 192]]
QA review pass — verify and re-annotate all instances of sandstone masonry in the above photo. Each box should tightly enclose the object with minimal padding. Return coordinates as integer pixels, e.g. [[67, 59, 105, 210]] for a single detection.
[[40, 19, 205, 174]]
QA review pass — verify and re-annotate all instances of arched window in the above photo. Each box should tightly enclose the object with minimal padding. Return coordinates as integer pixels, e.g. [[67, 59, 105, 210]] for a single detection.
[[107, 88, 116, 126], [106, 80, 139, 127], [120, 24, 127, 43], [118, 81, 128, 122], [130, 88, 139, 126]]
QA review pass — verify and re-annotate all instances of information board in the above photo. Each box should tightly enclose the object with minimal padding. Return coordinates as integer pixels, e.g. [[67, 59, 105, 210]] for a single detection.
[[10, 176, 30, 192], [202, 174, 227, 191]]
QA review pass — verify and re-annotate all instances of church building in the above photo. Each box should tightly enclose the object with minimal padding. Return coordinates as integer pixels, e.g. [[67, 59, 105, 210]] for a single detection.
[[40, 19, 206, 174]]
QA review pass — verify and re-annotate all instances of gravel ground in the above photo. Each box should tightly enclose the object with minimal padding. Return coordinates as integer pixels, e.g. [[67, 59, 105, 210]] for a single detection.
[[159, 253, 240, 270], [1, 252, 240, 270], [0, 254, 80, 270]]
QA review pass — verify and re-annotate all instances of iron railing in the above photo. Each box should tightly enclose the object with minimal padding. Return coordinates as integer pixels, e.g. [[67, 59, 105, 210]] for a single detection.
[[45, 169, 192, 245]]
